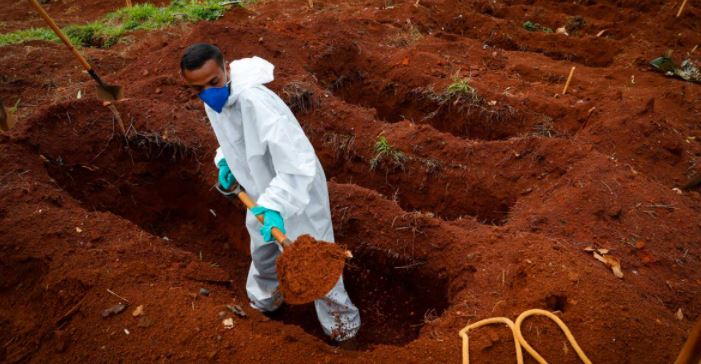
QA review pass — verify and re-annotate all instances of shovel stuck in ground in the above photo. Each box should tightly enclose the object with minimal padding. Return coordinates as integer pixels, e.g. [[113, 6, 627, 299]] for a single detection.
[[216, 183, 352, 304], [28, 0, 125, 102]]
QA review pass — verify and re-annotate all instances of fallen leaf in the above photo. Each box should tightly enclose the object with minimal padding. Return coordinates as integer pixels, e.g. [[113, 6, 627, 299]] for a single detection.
[[591, 252, 624, 278], [604, 255, 624, 278], [634, 240, 646, 249], [596, 248, 609, 255], [592, 252, 607, 264], [400, 56, 410, 66]]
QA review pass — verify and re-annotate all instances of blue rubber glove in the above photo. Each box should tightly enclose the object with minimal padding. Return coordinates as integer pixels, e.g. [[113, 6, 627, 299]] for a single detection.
[[217, 158, 236, 190], [251, 206, 286, 242]]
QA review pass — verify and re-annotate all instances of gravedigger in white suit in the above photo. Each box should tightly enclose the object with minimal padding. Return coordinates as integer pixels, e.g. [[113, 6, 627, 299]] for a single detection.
[[180, 43, 360, 341]]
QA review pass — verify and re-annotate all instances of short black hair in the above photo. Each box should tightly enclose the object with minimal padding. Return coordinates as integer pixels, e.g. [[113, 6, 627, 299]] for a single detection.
[[180, 43, 224, 71]]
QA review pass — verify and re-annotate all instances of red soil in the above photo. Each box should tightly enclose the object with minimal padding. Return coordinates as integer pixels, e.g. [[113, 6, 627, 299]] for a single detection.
[[277, 235, 347, 305], [1, 0, 701, 363]]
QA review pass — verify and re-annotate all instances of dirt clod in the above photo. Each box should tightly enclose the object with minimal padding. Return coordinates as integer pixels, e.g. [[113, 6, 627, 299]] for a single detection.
[[277, 235, 347, 304]]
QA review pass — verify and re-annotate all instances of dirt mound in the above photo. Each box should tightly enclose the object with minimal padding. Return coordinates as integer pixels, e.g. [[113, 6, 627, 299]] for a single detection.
[[1, 0, 701, 362], [277, 235, 347, 305]]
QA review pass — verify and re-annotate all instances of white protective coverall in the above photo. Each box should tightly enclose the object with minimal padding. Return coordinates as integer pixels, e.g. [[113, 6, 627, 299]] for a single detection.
[[205, 56, 360, 340]]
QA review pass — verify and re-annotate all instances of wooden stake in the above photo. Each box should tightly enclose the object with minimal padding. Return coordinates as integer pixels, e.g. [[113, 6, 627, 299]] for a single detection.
[[562, 66, 576, 95], [106, 288, 129, 303], [126, 0, 132, 7], [308, 0, 313, 8], [677, 0, 689, 17]]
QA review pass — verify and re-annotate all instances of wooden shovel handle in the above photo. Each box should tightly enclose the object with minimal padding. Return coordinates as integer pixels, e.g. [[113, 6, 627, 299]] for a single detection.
[[28, 0, 92, 71], [236, 190, 290, 246]]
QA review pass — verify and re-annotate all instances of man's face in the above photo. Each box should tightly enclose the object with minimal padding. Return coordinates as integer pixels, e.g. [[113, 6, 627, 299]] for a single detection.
[[181, 59, 227, 93]]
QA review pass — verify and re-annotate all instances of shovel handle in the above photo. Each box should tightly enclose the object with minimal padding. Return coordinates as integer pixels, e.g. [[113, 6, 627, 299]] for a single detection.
[[235, 189, 291, 247], [28, 0, 92, 71]]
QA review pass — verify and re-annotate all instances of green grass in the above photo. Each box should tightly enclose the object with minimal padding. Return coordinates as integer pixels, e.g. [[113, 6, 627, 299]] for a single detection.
[[0, 28, 58, 45], [0, 0, 229, 47], [8, 99, 20, 114], [522, 20, 553, 33], [446, 77, 475, 97], [370, 136, 406, 171]]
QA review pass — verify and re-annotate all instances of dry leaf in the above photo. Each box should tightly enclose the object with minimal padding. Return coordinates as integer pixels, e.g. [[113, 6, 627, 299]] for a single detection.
[[592, 252, 607, 264], [596, 248, 609, 255], [634, 240, 646, 249], [400, 56, 410, 66], [603, 255, 623, 278], [591, 251, 624, 279], [583, 246, 595, 252]]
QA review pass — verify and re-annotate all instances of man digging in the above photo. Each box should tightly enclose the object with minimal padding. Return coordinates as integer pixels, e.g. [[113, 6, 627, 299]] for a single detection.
[[180, 43, 361, 342]]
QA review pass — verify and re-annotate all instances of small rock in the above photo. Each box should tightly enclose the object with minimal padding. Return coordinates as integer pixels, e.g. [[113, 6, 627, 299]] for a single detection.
[[132, 305, 144, 317], [223, 317, 234, 329], [218, 311, 227, 319], [226, 304, 247, 318], [199, 288, 210, 297], [676, 308, 684, 321], [155, 88, 162, 94], [142, 69, 149, 77], [101, 303, 127, 318]]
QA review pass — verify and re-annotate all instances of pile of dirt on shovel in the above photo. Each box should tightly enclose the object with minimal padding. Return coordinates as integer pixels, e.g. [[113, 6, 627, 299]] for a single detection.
[[277, 235, 348, 305]]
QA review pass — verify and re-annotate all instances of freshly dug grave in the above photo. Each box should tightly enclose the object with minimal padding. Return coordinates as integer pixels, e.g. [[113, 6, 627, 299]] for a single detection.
[[277, 235, 348, 305], [2, 0, 701, 362]]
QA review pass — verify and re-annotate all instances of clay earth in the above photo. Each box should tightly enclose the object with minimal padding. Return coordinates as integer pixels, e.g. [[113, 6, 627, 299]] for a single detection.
[[1, 0, 701, 362]]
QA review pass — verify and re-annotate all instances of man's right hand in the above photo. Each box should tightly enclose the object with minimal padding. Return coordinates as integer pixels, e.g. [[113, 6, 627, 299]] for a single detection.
[[217, 158, 236, 190]]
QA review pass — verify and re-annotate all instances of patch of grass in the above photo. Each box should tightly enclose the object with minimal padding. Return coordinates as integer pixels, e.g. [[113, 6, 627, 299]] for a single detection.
[[0, 28, 57, 45], [446, 77, 474, 96], [444, 76, 482, 104], [522, 20, 552, 33], [0, 0, 228, 47], [370, 136, 406, 171]]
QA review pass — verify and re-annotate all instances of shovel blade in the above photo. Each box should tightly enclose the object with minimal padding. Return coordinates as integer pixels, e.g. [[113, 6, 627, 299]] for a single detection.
[[96, 84, 124, 101], [0, 106, 16, 132]]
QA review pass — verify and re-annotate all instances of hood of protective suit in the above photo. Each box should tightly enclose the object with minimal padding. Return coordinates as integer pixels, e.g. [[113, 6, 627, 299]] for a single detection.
[[226, 56, 275, 106]]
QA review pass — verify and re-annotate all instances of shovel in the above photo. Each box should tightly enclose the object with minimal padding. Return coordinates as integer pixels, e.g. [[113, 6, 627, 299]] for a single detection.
[[216, 182, 351, 304], [28, 0, 124, 102]]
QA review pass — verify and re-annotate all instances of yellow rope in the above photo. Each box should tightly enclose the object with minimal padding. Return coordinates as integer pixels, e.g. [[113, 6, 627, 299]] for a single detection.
[[459, 317, 523, 364], [460, 309, 592, 364]]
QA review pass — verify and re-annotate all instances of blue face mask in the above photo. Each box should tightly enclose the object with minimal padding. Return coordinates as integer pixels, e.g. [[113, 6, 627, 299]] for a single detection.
[[199, 81, 231, 113]]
